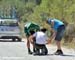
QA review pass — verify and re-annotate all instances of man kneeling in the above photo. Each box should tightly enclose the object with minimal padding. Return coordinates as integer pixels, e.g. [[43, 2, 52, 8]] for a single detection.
[[29, 28, 51, 55]]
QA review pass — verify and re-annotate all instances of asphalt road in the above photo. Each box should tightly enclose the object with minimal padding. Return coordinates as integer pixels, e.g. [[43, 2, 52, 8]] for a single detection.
[[0, 39, 75, 60]]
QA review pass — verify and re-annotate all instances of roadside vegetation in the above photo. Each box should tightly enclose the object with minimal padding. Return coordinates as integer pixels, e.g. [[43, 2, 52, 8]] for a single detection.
[[0, 0, 75, 48]]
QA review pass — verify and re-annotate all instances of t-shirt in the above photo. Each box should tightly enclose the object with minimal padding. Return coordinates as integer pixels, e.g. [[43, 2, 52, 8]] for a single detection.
[[33, 31, 48, 44], [48, 19, 64, 31]]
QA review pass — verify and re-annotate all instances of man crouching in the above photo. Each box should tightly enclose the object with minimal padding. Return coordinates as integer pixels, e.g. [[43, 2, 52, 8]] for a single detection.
[[29, 28, 51, 55]]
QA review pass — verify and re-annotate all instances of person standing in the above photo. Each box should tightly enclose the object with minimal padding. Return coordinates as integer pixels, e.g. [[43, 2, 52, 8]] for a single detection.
[[24, 22, 40, 54], [46, 18, 65, 55]]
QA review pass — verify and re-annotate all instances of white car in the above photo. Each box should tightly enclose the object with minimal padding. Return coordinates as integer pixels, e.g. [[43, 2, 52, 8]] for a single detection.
[[0, 19, 22, 41]]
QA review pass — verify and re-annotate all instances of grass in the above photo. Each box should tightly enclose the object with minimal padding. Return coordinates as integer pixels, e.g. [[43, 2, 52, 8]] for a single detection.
[[62, 39, 75, 49], [50, 38, 75, 49]]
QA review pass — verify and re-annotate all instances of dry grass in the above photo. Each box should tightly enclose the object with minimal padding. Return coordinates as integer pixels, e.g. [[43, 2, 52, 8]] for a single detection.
[[62, 38, 75, 49]]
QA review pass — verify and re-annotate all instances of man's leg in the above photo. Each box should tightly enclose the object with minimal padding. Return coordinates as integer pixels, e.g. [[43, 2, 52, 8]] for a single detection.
[[41, 45, 48, 55], [54, 25, 65, 55], [54, 40, 63, 55], [56, 40, 61, 50], [33, 44, 40, 55], [27, 38, 32, 54], [54, 33, 64, 55], [44, 46, 48, 55], [33, 38, 36, 53]]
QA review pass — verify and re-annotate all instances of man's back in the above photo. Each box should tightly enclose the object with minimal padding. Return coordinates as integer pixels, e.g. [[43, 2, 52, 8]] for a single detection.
[[33, 31, 47, 44]]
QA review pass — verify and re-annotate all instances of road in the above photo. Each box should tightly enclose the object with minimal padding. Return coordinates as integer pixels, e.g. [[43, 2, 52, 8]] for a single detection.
[[0, 39, 75, 60]]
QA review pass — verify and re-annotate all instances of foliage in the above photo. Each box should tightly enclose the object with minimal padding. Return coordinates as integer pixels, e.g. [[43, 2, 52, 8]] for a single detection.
[[0, 0, 75, 37]]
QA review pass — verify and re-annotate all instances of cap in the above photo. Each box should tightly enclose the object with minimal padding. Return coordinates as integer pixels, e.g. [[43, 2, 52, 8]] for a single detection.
[[46, 18, 53, 24]]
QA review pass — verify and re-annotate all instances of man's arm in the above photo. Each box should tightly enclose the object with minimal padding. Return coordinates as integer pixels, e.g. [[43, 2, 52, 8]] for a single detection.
[[46, 29, 56, 44], [46, 38, 51, 44], [50, 28, 56, 41]]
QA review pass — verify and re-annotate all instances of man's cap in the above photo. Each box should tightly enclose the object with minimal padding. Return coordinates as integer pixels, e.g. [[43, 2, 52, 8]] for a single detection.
[[46, 18, 53, 24]]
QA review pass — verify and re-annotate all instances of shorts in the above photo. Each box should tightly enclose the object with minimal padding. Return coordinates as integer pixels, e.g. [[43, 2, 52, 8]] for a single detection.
[[55, 25, 65, 41]]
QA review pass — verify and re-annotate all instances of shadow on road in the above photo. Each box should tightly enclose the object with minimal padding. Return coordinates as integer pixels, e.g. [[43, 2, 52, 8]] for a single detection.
[[61, 54, 75, 57], [36, 54, 75, 57], [29, 53, 75, 58], [48, 54, 75, 57]]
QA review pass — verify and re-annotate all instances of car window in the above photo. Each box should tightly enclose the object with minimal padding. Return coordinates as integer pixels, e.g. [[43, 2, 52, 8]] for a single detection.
[[0, 20, 18, 26]]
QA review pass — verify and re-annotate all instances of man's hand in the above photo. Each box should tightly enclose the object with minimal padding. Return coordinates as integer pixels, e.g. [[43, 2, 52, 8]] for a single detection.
[[46, 39, 51, 44]]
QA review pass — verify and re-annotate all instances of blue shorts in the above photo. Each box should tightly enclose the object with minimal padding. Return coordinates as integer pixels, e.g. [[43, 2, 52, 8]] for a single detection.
[[55, 25, 65, 41]]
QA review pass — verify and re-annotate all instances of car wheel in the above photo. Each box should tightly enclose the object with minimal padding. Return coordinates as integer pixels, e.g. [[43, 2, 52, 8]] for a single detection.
[[17, 38, 21, 42], [12, 38, 16, 41]]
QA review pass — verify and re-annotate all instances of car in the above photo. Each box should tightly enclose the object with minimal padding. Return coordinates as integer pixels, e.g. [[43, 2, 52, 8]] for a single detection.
[[0, 19, 22, 41]]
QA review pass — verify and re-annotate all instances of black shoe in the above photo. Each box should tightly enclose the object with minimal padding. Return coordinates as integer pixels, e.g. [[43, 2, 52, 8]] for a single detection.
[[33, 50, 40, 55], [28, 51, 33, 54], [54, 50, 63, 55], [28, 48, 33, 54], [33, 48, 36, 53]]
